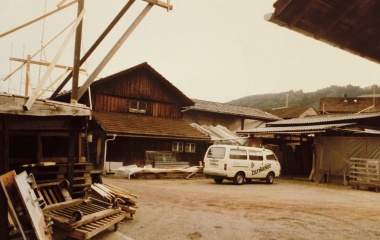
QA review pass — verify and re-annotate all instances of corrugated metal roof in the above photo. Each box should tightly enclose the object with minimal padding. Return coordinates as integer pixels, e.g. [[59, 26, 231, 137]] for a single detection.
[[93, 111, 210, 140], [191, 123, 248, 145], [187, 99, 281, 121], [238, 123, 355, 134], [266, 113, 380, 126]]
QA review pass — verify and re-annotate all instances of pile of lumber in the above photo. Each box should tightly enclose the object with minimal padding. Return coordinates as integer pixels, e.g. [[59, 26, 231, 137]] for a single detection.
[[90, 183, 138, 218]]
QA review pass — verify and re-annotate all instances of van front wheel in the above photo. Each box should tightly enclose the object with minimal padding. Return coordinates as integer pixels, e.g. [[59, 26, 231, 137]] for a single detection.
[[266, 172, 275, 184], [233, 172, 245, 185]]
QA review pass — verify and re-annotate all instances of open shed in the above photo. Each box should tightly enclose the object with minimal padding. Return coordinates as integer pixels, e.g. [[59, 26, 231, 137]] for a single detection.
[[0, 93, 91, 236]]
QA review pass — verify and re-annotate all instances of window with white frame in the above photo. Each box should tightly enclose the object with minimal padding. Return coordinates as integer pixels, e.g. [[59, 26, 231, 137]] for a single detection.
[[185, 143, 196, 153], [172, 142, 183, 152], [129, 100, 147, 113]]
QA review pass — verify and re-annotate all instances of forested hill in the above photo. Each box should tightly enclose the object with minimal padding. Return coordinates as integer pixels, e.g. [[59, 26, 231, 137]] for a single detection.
[[227, 85, 380, 110]]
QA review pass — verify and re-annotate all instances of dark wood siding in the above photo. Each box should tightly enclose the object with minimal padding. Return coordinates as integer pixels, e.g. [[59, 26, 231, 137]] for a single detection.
[[106, 138, 207, 167], [92, 70, 184, 118]]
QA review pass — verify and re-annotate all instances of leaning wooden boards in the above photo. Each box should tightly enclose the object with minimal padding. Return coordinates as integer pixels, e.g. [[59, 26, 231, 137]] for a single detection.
[[1, 170, 52, 240]]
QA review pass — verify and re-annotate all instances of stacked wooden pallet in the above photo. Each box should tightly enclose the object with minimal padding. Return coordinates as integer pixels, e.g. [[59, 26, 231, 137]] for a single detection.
[[19, 163, 93, 198], [349, 157, 380, 192]]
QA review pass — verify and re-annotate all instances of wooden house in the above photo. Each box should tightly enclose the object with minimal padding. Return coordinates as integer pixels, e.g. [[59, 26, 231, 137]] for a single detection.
[[55, 62, 210, 170]]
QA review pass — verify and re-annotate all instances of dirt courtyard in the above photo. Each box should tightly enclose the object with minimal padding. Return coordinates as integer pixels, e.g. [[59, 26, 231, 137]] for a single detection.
[[89, 176, 380, 240]]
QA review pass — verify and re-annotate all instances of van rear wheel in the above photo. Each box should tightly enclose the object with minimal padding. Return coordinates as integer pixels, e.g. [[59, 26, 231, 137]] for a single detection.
[[214, 178, 223, 184], [233, 172, 245, 185], [265, 172, 275, 184]]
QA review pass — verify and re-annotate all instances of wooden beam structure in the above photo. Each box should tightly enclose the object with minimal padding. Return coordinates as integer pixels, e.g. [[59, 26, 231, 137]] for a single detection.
[[0, 0, 79, 39], [77, 3, 154, 100], [9, 57, 87, 72], [24, 8, 85, 111], [50, 0, 137, 99]]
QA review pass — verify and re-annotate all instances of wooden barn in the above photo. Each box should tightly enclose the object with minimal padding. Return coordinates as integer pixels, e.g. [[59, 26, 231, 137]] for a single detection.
[[55, 62, 210, 170]]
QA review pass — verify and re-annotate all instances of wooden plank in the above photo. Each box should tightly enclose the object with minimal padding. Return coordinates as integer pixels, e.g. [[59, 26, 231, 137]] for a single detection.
[[14, 171, 52, 240], [10, 57, 87, 72], [0, 170, 30, 239]]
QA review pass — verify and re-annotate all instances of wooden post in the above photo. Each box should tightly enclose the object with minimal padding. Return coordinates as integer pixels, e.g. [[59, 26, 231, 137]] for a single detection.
[[68, 127, 76, 196], [71, 0, 84, 103], [25, 55, 31, 96], [0, 119, 9, 237]]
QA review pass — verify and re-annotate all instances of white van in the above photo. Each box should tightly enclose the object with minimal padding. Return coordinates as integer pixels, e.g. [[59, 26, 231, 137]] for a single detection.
[[203, 145, 281, 185]]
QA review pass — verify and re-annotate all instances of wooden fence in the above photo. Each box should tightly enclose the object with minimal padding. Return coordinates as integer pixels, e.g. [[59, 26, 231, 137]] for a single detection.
[[349, 158, 380, 192]]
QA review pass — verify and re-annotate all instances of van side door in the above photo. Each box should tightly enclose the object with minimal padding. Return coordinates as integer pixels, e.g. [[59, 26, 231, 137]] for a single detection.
[[229, 149, 249, 174], [248, 150, 267, 178]]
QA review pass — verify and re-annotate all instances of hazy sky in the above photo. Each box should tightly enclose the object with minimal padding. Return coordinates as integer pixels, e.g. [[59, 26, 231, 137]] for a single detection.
[[2, 0, 380, 103]]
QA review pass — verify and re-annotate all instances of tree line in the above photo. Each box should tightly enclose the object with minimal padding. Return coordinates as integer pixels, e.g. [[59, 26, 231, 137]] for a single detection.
[[227, 84, 380, 110]]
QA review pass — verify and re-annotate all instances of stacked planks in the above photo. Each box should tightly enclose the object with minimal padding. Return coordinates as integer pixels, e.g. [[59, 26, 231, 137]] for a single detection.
[[90, 183, 138, 218]]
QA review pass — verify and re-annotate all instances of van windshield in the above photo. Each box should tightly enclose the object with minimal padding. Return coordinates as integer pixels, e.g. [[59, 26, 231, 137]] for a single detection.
[[207, 147, 226, 159]]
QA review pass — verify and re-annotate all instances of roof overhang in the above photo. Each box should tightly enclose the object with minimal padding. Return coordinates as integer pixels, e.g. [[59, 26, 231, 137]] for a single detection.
[[0, 93, 91, 117], [265, 0, 380, 64]]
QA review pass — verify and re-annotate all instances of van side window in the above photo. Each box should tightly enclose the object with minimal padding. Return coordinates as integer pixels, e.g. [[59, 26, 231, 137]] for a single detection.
[[229, 149, 247, 160], [207, 147, 226, 159], [248, 150, 263, 161], [266, 154, 277, 161]]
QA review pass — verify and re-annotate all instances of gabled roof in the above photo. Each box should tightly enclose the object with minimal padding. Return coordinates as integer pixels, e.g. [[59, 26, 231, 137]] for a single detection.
[[266, 0, 380, 64], [185, 99, 280, 121], [320, 97, 380, 113], [92, 111, 210, 141], [56, 62, 194, 106], [265, 106, 318, 119]]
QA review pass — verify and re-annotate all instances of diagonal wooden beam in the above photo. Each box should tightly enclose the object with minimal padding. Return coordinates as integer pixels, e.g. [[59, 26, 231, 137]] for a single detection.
[[77, 3, 154, 100], [50, 0, 136, 99], [24, 8, 85, 110], [0, 0, 79, 38]]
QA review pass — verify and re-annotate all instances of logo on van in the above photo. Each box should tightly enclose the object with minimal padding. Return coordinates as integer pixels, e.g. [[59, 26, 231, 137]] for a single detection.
[[251, 163, 271, 175]]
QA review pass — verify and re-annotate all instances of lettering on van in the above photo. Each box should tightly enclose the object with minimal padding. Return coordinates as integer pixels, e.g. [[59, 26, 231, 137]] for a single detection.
[[251, 163, 271, 175], [209, 159, 219, 166]]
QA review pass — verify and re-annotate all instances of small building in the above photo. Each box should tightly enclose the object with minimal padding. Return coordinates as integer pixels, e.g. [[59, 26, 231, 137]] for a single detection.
[[266, 106, 318, 119], [320, 97, 380, 114], [182, 99, 280, 131], [238, 113, 380, 184]]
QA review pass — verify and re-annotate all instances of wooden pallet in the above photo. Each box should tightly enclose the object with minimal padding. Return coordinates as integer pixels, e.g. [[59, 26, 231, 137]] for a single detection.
[[42, 198, 123, 231], [67, 212, 126, 239], [349, 158, 380, 191]]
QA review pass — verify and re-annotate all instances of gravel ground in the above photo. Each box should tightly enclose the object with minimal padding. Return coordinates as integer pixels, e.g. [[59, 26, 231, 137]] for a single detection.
[[81, 176, 380, 240]]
